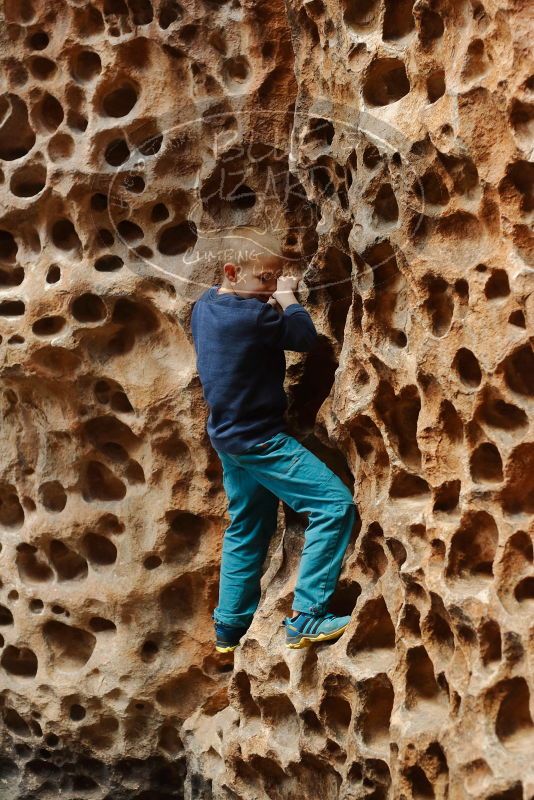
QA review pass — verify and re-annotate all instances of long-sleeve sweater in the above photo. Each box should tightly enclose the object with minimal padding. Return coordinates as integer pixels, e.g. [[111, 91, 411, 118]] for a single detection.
[[190, 285, 318, 453]]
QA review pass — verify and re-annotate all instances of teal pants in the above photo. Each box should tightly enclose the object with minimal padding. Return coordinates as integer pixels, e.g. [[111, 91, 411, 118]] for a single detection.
[[213, 431, 357, 628]]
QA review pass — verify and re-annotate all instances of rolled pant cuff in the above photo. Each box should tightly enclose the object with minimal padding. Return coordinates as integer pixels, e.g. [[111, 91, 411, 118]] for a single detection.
[[292, 603, 326, 616], [212, 610, 253, 629]]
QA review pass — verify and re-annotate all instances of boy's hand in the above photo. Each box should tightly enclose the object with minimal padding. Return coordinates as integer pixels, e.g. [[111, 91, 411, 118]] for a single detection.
[[272, 273, 300, 310], [266, 295, 283, 314], [275, 274, 299, 295]]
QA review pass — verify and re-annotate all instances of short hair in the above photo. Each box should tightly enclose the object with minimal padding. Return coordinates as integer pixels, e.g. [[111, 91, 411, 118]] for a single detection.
[[194, 225, 287, 276]]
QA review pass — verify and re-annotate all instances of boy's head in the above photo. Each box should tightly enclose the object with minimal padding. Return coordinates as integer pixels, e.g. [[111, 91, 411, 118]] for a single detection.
[[214, 226, 287, 301]]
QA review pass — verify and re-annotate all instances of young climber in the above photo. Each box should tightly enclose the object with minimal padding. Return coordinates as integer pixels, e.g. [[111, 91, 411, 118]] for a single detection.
[[190, 226, 357, 651]]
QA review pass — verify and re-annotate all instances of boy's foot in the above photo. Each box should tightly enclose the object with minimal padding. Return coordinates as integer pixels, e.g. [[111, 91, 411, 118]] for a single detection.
[[214, 620, 249, 653], [282, 611, 351, 649]]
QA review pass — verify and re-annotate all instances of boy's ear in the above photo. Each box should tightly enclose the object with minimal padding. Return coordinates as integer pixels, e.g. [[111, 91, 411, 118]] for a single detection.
[[223, 262, 239, 282]]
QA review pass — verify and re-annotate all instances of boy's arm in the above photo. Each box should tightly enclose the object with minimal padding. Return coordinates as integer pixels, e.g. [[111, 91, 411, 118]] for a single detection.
[[257, 293, 318, 352]]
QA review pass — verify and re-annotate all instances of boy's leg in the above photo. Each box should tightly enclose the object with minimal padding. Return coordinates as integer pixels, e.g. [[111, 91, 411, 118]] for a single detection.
[[213, 449, 279, 629], [221, 433, 357, 617]]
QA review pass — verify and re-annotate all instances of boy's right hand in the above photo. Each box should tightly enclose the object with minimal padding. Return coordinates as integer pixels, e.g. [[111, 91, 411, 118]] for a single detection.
[[272, 274, 300, 311], [275, 274, 299, 295]]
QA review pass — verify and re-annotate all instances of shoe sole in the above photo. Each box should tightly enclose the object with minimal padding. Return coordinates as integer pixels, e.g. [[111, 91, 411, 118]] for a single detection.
[[286, 623, 348, 649], [215, 644, 238, 653]]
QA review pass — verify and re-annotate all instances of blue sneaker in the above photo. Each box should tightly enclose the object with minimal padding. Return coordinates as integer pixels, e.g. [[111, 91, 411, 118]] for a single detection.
[[282, 611, 351, 649], [214, 619, 249, 653]]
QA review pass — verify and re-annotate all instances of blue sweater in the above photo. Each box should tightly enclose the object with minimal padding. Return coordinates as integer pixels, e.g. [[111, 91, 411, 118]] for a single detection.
[[190, 285, 318, 453]]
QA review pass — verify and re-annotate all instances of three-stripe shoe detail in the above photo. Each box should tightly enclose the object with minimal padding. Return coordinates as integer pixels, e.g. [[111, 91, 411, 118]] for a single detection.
[[283, 611, 352, 649]]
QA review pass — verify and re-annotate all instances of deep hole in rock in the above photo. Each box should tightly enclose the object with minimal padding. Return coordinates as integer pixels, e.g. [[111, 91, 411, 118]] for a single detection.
[[37, 93, 64, 131], [43, 620, 96, 670], [0, 94, 35, 160], [289, 336, 337, 430], [29, 55, 56, 80], [38, 479, 66, 510], [0, 266, 24, 287], [0, 229, 18, 261], [1, 645, 38, 677], [446, 510, 498, 580], [494, 677, 534, 745], [433, 479, 460, 512], [453, 348, 482, 388], [400, 603, 420, 636], [439, 399, 464, 443], [427, 69, 445, 102], [27, 29, 49, 48], [514, 577, 534, 603], [49, 539, 88, 581], [500, 344, 534, 397], [359, 674, 394, 744], [372, 184, 399, 224], [320, 695, 352, 738], [165, 511, 204, 562], [10, 163, 47, 197], [89, 616, 116, 632], [423, 275, 453, 336], [383, 0, 414, 39], [418, 8, 444, 46], [437, 152, 478, 195], [500, 443, 534, 515], [423, 601, 455, 660], [390, 470, 430, 500], [484, 269, 510, 299], [363, 143, 381, 168], [32, 315, 65, 336], [16, 543, 54, 583], [232, 670, 261, 717], [111, 297, 159, 334], [51, 219, 81, 251], [73, 50, 102, 81], [3, 707, 31, 737], [470, 442, 503, 483], [304, 117, 335, 147], [82, 532, 117, 565], [69, 703, 86, 721], [508, 309, 525, 328], [151, 203, 169, 222], [141, 639, 159, 662], [71, 292, 106, 322], [416, 172, 449, 206], [347, 596, 395, 655], [0, 604, 14, 625], [343, 0, 380, 31], [363, 57, 410, 106], [158, 221, 198, 255], [476, 388, 527, 431], [405, 645, 440, 706], [105, 139, 130, 166], [405, 765, 434, 798], [117, 219, 144, 242], [0, 299, 25, 316], [479, 619, 502, 665], [0, 483, 24, 527], [81, 461, 126, 502], [95, 254, 124, 272], [102, 83, 138, 117]]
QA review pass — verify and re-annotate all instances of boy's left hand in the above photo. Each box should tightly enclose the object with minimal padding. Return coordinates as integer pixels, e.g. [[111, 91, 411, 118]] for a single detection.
[[266, 295, 283, 314]]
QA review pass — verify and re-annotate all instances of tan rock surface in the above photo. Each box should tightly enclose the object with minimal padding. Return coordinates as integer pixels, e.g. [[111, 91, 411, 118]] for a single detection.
[[0, 0, 532, 798]]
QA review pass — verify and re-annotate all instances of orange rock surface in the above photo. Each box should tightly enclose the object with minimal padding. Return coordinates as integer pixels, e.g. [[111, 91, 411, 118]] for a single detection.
[[0, 0, 532, 797]]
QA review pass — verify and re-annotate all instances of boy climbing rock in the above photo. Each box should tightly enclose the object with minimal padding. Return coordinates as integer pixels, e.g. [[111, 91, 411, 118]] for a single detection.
[[190, 226, 357, 651]]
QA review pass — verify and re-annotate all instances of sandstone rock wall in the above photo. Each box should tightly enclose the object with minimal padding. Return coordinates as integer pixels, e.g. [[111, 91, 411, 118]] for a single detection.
[[0, 0, 532, 798]]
